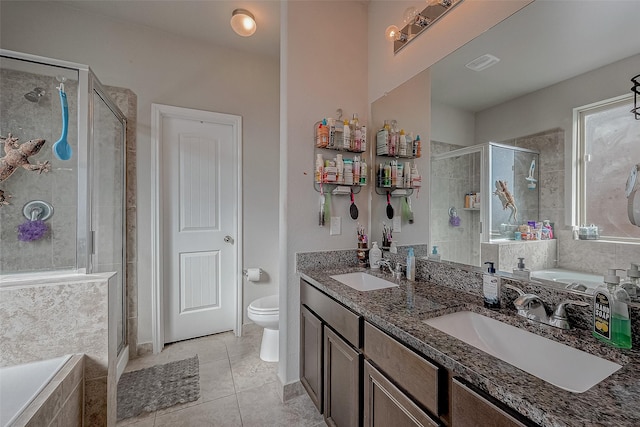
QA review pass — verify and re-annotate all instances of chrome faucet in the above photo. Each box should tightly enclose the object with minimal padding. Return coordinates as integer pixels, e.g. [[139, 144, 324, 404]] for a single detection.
[[505, 284, 589, 329], [377, 259, 393, 274]]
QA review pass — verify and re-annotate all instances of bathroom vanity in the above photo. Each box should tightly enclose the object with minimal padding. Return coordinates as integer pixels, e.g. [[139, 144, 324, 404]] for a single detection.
[[298, 264, 640, 427]]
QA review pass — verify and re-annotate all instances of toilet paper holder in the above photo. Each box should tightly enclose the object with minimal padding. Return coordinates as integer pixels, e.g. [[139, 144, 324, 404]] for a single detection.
[[243, 268, 263, 281]]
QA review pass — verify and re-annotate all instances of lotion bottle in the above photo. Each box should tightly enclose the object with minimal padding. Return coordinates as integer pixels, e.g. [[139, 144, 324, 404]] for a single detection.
[[406, 247, 416, 281], [593, 269, 631, 349], [483, 262, 501, 309], [369, 242, 382, 269]]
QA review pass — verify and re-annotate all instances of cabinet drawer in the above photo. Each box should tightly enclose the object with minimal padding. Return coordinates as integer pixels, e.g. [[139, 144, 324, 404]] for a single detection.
[[452, 378, 539, 427], [364, 322, 441, 417], [364, 361, 441, 427], [301, 279, 361, 348]]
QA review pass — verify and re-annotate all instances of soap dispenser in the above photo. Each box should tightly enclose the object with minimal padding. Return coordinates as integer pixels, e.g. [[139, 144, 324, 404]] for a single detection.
[[483, 262, 501, 309], [621, 263, 640, 298], [593, 269, 632, 349], [427, 246, 441, 261], [513, 257, 531, 280], [369, 242, 382, 269]]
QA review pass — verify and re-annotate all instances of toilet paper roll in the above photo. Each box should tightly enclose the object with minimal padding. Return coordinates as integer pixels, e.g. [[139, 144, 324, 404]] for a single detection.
[[246, 268, 262, 282]]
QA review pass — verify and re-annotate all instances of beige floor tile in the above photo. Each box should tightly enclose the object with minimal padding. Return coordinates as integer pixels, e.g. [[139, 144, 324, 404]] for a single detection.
[[236, 381, 324, 427], [229, 351, 278, 393], [154, 395, 242, 427], [116, 410, 155, 426]]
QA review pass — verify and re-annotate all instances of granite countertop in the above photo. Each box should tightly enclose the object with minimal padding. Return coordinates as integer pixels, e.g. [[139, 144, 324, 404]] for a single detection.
[[299, 266, 640, 427]]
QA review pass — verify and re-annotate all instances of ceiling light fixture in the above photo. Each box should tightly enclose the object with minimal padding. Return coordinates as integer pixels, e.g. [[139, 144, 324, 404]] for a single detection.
[[386, 0, 462, 54], [230, 8, 256, 37]]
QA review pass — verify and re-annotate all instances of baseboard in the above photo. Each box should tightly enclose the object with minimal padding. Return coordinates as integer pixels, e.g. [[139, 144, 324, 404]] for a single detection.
[[277, 378, 305, 403]]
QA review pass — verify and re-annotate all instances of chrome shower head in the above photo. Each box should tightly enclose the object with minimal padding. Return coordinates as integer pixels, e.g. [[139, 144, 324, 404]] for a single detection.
[[24, 87, 46, 103]]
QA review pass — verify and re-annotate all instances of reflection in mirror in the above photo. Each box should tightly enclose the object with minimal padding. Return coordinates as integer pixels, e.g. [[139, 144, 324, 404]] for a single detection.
[[425, 0, 640, 294]]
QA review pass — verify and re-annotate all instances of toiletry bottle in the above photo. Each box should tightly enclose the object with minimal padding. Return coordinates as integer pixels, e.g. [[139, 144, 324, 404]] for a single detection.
[[593, 269, 631, 349], [315, 154, 324, 183], [360, 159, 367, 186], [622, 263, 640, 298], [353, 156, 361, 184], [414, 135, 422, 158], [483, 262, 501, 309], [406, 247, 416, 281], [360, 125, 367, 152], [369, 242, 382, 269], [399, 129, 407, 157], [428, 246, 440, 261], [343, 120, 351, 150], [316, 119, 328, 148], [513, 257, 531, 280]]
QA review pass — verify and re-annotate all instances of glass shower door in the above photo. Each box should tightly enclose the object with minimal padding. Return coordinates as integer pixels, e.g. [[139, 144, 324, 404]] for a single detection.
[[91, 80, 127, 355]]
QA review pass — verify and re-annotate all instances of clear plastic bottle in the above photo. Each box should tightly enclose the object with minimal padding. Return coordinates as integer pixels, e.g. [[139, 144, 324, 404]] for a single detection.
[[315, 154, 324, 183], [406, 247, 416, 281], [622, 263, 640, 297]]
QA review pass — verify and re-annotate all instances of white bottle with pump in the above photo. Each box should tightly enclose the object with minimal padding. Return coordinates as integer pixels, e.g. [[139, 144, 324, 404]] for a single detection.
[[369, 242, 382, 269], [593, 269, 632, 349], [483, 262, 501, 309]]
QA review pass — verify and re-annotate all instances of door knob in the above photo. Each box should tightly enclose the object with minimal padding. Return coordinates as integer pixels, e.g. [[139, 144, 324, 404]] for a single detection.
[[224, 235, 234, 244]]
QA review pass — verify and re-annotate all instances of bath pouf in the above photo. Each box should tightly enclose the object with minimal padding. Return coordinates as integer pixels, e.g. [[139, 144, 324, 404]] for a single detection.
[[17, 219, 49, 242]]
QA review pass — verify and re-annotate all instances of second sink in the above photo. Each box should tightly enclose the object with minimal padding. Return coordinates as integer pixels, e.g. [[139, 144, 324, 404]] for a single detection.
[[330, 272, 399, 292], [423, 311, 622, 393]]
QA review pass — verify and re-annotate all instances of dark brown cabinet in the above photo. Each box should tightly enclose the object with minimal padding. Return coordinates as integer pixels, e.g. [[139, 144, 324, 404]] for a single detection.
[[324, 326, 362, 427], [364, 360, 440, 427], [300, 305, 323, 412], [452, 378, 539, 427]]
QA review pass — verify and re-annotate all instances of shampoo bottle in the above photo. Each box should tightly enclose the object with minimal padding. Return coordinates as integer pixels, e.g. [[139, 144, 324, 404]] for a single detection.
[[593, 269, 631, 349], [406, 247, 416, 281], [483, 262, 501, 309], [369, 242, 382, 269]]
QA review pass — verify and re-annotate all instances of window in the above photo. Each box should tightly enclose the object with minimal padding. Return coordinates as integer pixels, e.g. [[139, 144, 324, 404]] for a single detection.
[[574, 95, 640, 242]]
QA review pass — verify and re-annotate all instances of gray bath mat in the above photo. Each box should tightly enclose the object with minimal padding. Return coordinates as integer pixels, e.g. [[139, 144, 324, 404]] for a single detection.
[[117, 355, 200, 420]]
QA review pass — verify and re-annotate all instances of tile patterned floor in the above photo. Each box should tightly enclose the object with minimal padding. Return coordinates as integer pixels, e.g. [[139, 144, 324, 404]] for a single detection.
[[117, 324, 325, 427]]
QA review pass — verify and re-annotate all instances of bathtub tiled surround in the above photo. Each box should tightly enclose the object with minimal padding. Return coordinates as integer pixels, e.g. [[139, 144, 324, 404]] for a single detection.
[[481, 239, 557, 272], [297, 250, 640, 426], [0, 273, 118, 426], [11, 355, 84, 427]]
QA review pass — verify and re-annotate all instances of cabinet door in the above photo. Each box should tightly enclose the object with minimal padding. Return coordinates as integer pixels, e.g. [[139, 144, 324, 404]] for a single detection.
[[364, 361, 441, 427], [324, 326, 361, 427], [452, 378, 539, 427], [300, 305, 323, 412]]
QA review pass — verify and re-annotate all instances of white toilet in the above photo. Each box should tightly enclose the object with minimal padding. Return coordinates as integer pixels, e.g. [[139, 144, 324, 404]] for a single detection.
[[247, 294, 279, 362]]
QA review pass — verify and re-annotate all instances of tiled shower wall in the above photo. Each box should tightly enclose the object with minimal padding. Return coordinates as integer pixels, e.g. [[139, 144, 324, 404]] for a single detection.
[[0, 68, 79, 273]]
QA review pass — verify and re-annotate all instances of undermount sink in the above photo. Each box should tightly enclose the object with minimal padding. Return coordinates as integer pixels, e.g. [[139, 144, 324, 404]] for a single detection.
[[330, 272, 399, 292], [424, 311, 622, 393]]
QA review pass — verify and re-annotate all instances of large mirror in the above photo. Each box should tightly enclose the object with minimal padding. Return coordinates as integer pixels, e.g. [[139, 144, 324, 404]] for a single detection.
[[382, 1, 640, 296]]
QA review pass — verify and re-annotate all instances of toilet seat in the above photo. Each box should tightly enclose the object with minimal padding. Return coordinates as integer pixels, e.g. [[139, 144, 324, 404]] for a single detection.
[[248, 294, 279, 314]]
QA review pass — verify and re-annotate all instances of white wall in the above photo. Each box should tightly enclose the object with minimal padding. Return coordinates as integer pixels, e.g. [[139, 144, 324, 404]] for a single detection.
[[367, 0, 532, 103], [0, 1, 280, 346], [431, 101, 475, 146], [281, 0, 370, 387], [370, 70, 430, 246]]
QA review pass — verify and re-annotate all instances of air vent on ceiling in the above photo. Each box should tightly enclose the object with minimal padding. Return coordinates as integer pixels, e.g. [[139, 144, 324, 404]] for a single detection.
[[465, 54, 500, 72]]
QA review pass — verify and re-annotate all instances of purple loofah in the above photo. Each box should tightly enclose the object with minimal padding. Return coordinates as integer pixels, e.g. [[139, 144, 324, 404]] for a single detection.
[[17, 220, 49, 242], [449, 216, 461, 227]]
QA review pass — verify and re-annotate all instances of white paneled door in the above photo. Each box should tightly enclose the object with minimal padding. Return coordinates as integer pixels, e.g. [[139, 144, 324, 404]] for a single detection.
[[161, 108, 239, 344]]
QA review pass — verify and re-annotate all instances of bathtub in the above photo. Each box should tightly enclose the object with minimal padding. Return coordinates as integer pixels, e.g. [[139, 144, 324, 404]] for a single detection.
[[0, 355, 72, 427], [531, 268, 603, 293]]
